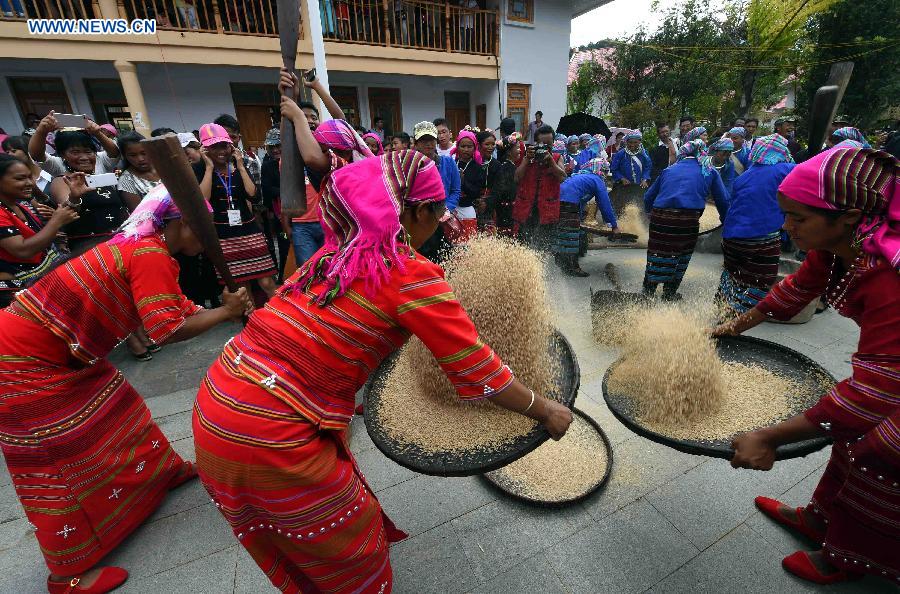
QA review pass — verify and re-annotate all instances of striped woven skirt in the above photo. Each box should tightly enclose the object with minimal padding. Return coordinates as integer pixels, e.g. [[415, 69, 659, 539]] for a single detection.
[[556, 202, 582, 255], [644, 207, 703, 286], [718, 232, 782, 314], [218, 231, 277, 284], [193, 353, 405, 594], [0, 310, 185, 576]]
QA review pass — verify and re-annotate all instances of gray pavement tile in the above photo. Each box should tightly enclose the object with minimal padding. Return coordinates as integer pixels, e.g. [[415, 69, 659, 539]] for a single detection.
[[0, 531, 47, 594], [348, 416, 378, 455], [645, 453, 829, 551], [451, 497, 592, 582], [104, 503, 236, 581], [119, 546, 237, 594], [147, 479, 209, 524], [576, 397, 632, 446], [233, 543, 279, 594], [648, 524, 819, 594], [468, 553, 569, 594], [546, 499, 699, 594], [580, 437, 704, 522], [0, 517, 36, 553], [145, 388, 197, 417], [155, 410, 193, 443], [378, 474, 496, 539], [391, 522, 480, 594], [354, 448, 418, 494], [0, 453, 8, 487], [171, 436, 197, 462], [0, 482, 24, 523]]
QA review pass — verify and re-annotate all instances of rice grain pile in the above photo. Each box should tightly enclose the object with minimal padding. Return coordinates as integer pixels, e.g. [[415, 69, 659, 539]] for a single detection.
[[698, 203, 721, 233], [375, 235, 560, 454], [485, 413, 608, 502], [599, 304, 821, 442]]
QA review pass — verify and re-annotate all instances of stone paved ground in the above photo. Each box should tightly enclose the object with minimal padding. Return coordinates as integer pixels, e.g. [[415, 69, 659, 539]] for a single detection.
[[2, 248, 898, 594]]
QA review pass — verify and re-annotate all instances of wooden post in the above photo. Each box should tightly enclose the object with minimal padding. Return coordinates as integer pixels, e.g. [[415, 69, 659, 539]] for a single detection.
[[444, 2, 450, 52], [212, 1, 224, 33], [382, 0, 391, 46]]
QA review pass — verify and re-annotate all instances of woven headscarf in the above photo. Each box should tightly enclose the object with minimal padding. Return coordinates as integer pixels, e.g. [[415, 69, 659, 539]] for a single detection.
[[566, 135, 580, 145], [294, 150, 446, 304], [552, 140, 567, 155], [683, 126, 707, 143], [833, 139, 866, 150], [677, 139, 714, 176], [709, 138, 734, 153], [623, 130, 643, 142], [109, 184, 210, 244], [579, 133, 592, 142], [586, 135, 607, 156], [728, 127, 747, 138], [575, 157, 609, 177], [748, 133, 793, 165], [778, 148, 898, 270], [361, 133, 385, 156], [832, 127, 871, 149], [312, 119, 374, 161]]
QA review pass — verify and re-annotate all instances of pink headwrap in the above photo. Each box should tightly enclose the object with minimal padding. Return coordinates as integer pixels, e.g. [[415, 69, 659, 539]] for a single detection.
[[0, 134, 7, 153], [361, 132, 385, 156], [294, 150, 446, 304], [778, 147, 899, 270], [99, 124, 118, 137], [312, 119, 374, 161], [448, 130, 483, 165], [109, 184, 180, 244]]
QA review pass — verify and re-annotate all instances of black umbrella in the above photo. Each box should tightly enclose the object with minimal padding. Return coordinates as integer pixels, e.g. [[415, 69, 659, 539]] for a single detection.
[[557, 112, 611, 139]]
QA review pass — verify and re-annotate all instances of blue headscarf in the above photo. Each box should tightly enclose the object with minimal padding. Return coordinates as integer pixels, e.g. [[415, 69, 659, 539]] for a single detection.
[[832, 127, 871, 149], [683, 126, 707, 143], [678, 139, 714, 176]]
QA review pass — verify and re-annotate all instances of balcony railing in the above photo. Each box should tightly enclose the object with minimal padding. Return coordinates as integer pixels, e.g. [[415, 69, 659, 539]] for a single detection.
[[0, 0, 95, 20], [320, 0, 499, 56], [0, 0, 302, 38]]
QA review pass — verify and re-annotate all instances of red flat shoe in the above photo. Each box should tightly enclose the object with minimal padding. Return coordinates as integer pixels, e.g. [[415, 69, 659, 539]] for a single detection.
[[755, 496, 825, 542], [168, 461, 198, 490], [782, 551, 862, 584], [354, 403, 364, 415], [47, 567, 128, 593]]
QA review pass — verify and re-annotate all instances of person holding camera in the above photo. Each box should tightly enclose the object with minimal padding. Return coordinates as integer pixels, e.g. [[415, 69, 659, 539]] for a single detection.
[[28, 111, 121, 177], [512, 125, 566, 250]]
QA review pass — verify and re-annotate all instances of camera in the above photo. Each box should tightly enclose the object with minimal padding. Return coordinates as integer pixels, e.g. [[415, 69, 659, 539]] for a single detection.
[[533, 143, 551, 161]]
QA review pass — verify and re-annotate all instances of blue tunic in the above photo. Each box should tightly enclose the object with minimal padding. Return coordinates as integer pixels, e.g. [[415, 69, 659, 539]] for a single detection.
[[714, 158, 737, 198], [560, 174, 618, 228], [436, 155, 461, 211], [643, 158, 729, 219], [722, 162, 796, 239], [611, 149, 652, 183]]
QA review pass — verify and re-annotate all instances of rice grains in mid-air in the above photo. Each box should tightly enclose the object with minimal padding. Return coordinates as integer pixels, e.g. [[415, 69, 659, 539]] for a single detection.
[[615, 204, 649, 244], [698, 203, 721, 233], [375, 235, 560, 454]]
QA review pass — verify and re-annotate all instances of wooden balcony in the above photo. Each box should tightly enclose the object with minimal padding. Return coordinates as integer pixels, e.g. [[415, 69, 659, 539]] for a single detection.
[[120, 0, 301, 38], [0, 0, 95, 19], [321, 0, 498, 56]]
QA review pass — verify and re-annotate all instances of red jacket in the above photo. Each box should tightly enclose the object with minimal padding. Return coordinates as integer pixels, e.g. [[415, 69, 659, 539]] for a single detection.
[[512, 154, 562, 225]]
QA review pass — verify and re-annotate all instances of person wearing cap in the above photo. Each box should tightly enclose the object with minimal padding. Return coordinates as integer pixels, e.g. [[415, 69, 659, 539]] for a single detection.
[[413, 120, 460, 261], [713, 146, 898, 586], [195, 122, 278, 301], [774, 116, 803, 160], [98, 123, 118, 139], [178, 131, 203, 164]]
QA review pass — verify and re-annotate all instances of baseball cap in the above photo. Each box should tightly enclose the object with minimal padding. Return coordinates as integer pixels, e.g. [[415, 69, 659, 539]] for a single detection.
[[198, 123, 232, 147], [774, 116, 797, 126], [414, 121, 438, 141], [265, 128, 281, 146], [177, 132, 200, 148]]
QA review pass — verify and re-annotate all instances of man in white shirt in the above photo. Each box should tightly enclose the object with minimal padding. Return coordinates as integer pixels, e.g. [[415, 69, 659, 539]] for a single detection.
[[433, 117, 455, 157], [28, 111, 121, 176]]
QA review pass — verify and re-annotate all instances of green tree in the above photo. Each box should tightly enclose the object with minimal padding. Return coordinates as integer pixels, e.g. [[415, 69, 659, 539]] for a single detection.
[[567, 61, 602, 115], [794, 0, 900, 129]]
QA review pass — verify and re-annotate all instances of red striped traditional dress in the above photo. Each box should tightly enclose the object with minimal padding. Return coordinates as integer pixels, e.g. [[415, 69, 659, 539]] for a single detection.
[[193, 249, 514, 594], [0, 236, 201, 576], [757, 249, 900, 582]]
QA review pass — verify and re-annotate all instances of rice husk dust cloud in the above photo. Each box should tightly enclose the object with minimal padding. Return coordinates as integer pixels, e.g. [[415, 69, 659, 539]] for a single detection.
[[375, 235, 560, 454]]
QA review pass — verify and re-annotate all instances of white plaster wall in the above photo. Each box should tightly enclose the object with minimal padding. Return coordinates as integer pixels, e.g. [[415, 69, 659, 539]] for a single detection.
[[499, 0, 572, 132], [328, 71, 500, 134]]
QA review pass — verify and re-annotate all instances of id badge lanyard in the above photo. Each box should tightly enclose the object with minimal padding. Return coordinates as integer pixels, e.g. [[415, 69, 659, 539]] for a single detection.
[[217, 166, 242, 226]]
